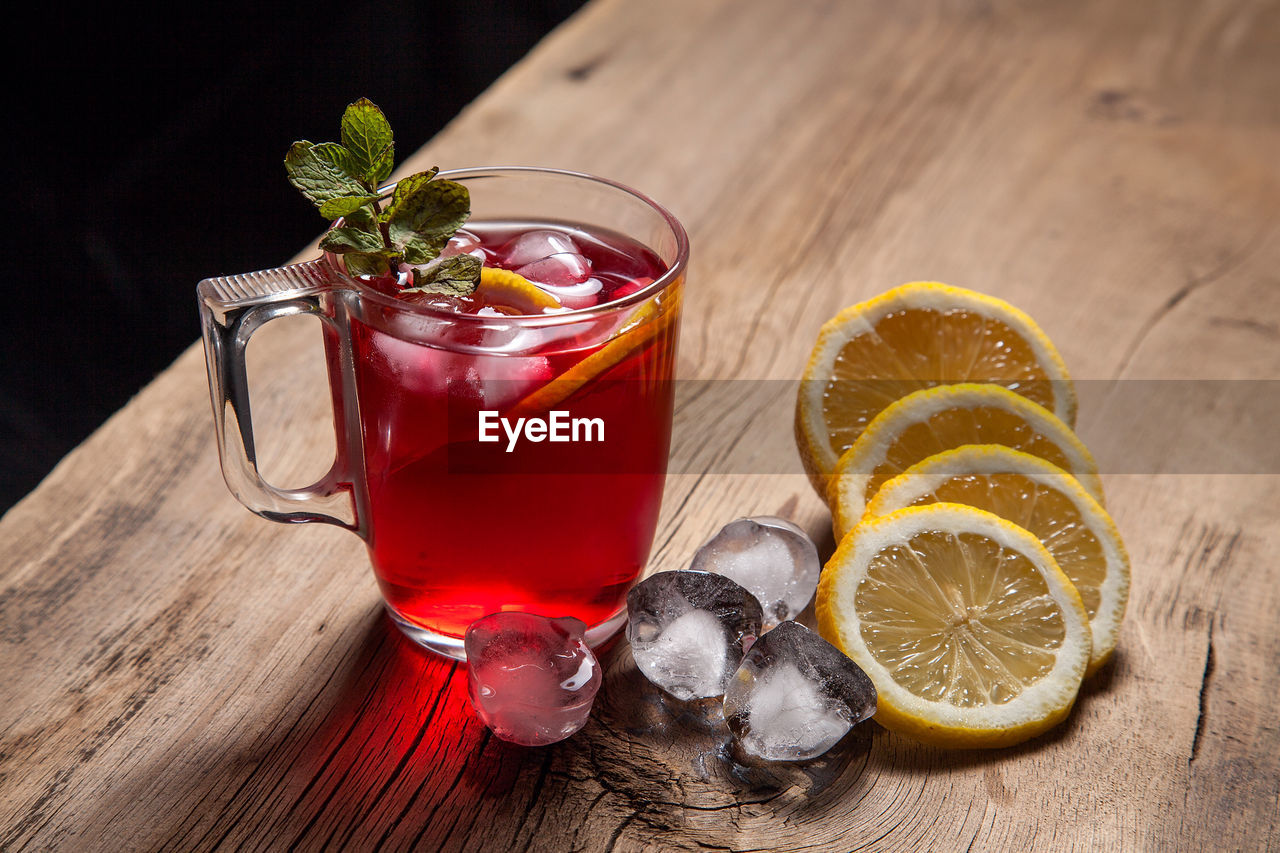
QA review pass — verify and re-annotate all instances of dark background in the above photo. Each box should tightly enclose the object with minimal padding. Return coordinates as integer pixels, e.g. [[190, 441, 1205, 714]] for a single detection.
[[6, 0, 585, 512]]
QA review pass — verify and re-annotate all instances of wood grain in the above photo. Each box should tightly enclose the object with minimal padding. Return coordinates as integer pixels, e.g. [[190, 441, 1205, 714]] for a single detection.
[[3, 0, 1279, 849]]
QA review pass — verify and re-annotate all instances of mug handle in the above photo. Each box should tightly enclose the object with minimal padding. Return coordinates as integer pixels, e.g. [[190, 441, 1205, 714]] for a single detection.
[[197, 259, 358, 530]]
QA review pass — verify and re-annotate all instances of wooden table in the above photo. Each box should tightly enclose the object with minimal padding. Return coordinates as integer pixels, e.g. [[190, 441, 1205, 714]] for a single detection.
[[4, 0, 1278, 849]]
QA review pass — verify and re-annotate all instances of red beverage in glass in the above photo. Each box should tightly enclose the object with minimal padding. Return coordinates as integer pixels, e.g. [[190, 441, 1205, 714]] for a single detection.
[[201, 167, 688, 660], [349, 223, 678, 642]]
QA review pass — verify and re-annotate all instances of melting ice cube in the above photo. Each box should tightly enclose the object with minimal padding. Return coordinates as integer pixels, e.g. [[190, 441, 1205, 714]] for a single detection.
[[690, 516, 821, 627], [456, 355, 553, 411], [440, 227, 487, 262], [465, 612, 601, 746], [516, 253, 594, 288], [369, 335, 551, 411], [723, 621, 876, 762], [501, 229, 581, 266], [498, 229, 598, 308], [625, 570, 763, 701], [516, 255, 599, 309]]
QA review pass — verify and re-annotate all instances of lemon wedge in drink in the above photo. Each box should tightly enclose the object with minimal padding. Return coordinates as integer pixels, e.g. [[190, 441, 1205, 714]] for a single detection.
[[479, 266, 563, 312], [508, 288, 681, 417]]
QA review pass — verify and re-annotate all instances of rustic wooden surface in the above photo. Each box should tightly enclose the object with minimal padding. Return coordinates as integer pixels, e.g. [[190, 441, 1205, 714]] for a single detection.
[[3, 0, 1279, 849]]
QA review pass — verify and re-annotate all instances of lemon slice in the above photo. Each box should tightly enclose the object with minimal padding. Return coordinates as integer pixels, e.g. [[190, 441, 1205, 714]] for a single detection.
[[508, 287, 682, 417], [866, 446, 1129, 673], [829, 383, 1102, 536], [817, 503, 1091, 748], [796, 282, 1076, 496], [479, 266, 563, 312]]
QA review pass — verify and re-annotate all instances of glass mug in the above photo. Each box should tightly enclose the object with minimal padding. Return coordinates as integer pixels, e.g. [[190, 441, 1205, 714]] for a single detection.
[[198, 167, 688, 659]]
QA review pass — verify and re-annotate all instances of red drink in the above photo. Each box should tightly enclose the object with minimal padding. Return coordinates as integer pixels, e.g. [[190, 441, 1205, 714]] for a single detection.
[[342, 222, 680, 645], [202, 166, 688, 660]]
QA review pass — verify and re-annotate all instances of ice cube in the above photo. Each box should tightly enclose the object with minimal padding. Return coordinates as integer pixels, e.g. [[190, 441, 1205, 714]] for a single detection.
[[723, 621, 876, 761], [397, 289, 471, 313], [690, 517, 821, 627], [465, 612, 601, 746], [368, 334, 550, 411], [497, 229, 598, 308], [441, 227, 487, 261], [501, 229, 581, 266], [516, 252, 594, 288], [517, 272, 602, 310], [625, 570, 763, 701], [459, 354, 553, 411]]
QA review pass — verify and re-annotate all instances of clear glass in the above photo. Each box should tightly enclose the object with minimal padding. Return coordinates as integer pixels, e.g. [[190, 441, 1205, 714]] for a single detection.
[[198, 167, 689, 659]]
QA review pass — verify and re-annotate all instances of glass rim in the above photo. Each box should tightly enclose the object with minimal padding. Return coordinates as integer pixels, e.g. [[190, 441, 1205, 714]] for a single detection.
[[329, 165, 689, 327]]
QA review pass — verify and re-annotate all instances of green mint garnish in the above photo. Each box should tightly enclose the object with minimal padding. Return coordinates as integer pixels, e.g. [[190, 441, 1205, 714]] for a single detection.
[[285, 98, 479, 295], [401, 256, 483, 297]]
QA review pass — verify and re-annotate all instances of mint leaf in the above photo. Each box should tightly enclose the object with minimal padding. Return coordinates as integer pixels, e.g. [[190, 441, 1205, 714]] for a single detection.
[[401, 235, 436, 264], [368, 143, 395, 186], [319, 226, 385, 254], [306, 143, 380, 220], [404, 255, 481, 296], [341, 98, 395, 185], [344, 251, 398, 277], [319, 193, 380, 219], [285, 141, 367, 207], [382, 168, 439, 221], [311, 142, 361, 181], [386, 179, 470, 259], [342, 203, 380, 231]]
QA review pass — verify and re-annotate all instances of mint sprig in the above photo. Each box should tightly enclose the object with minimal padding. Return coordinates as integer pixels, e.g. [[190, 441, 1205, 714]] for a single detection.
[[401, 255, 483, 297], [285, 98, 479, 295]]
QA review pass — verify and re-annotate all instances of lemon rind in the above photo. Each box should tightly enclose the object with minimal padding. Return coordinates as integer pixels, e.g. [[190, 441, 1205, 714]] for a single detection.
[[507, 287, 681, 417], [479, 266, 563, 311]]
